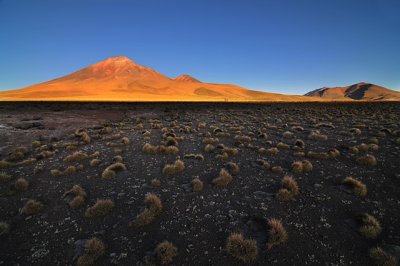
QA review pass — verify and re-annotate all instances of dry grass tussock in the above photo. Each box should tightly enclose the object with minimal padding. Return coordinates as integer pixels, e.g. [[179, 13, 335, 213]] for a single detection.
[[358, 213, 382, 239], [342, 176, 367, 197], [162, 159, 185, 175], [101, 162, 127, 179], [226, 233, 258, 262], [277, 176, 299, 201], [132, 193, 163, 227], [267, 218, 288, 249], [21, 199, 44, 215], [369, 247, 397, 266], [77, 238, 105, 266], [64, 185, 87, 209], [85, 199, 114, 218], [51, 166, 77, 177], [154, 241, 178, 265], [212, 169, 233, 187]]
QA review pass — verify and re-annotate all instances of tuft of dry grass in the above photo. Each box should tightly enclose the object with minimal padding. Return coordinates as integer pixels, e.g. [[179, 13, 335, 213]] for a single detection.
[[307, 151, 330, 160], [271, 166, 283, 174], [90, 159, 101, 167], [203, 137, 219, 145], [295, 139, 305, 149], [267, 218, 288, 249], [226, 233, 258, 262], [151, 178, 161, 188], [75, 129, 91, 144], [277, 142, 290, 149], [283, 131, 294, 139], [0, 172, 11, 183], [234, 135, 252, 143], [162, 159, 185, 175], [212, 169, 233, 187], [266, 147, 279, 155], [77, 238, 105, 266], [8, 147, 27, 161], [63, 151, 88, 162], [132, 193, 163, 227], [101, 162, 127, 179], [192, 177, 203, 192], [14, 178, 29, 191], [0, 221, 10, 238], [0, 160, 13, 169], [226, 162, 240, 175], [215, 152, 229, 161], [21, 199, 44, 215], [370, 247, 397, 266], [204, 144, 215, 153], [302, 160, 313, 172], [184, 154, 204, 161], [154, 241, 178, 265], [328, 148, 340, 158], [356, 154, 377, 167], [51, 166, 77, 177], [358, 213, 382, 239], [292, 161, 303, 174], [342, 176, 367, 197], [143, 143, 158, 154], [64, 185, 87, 209], [223, 147, 239, 156], [308, 131, 328, 141], [277, 176, 299, 201], [85, 199, 114, 218]]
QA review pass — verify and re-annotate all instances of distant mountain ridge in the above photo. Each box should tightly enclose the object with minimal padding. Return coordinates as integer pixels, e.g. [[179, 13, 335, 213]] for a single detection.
[[0, 56, 315, 102], [305, 82, 400, 101]]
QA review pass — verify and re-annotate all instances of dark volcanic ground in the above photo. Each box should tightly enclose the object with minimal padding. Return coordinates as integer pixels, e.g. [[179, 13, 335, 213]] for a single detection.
[[0, 102, 399, 266]]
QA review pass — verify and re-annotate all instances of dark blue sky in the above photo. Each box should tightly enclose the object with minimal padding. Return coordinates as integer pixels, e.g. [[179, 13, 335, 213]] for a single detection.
[[0, 0, 399, 94]]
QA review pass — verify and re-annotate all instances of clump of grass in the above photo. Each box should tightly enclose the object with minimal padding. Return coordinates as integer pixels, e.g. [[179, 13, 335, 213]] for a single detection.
[[257, 159, 271, 170], [192, 176, 203, 192], [50, 166, 77, 177], [271, 166, 283, 174], [203, 137, 219, 144], [307, 151, 330, 160], [342, 176, 367, 197], [151, 178, 161, 188], [0, 222, 10, 238], [63, 151, 88, 162], [369, 247, 397, 266], [101, 162, 127, 179], [85, 199, 114, 218], [358, 213, 382, 239], [143, 143, 158, 154], [308, 131, 328, 141], [204, 144, 215, 153], [226, 162, 240, 175], [0, 172, 11, 183], [183, 154, 204, 161], [113, 155, 123, 163], [21, 199, 44, 215], [154, 241, 178, 265], [234, 135, 252, 143], [215, 152, 229, 161], [283, 131, 294, 139], [226, 233, 258, 262], [294, 139, 305, 149], [162, 159, 185, 175], [356, 154, 377, 167], [277, 142, 290, 149], [77, 238, 105, 266], [90, 159, 101, 167], [267, 218, 288, 249], [277, 176, 299, 201], [292, 161, 303, 174], [8, 147, 27, 161], [223, 147, 239, 156], [132, 193, 163, 227], [266, 147, 279, 155], [0, 160, 13, 169], [121, 137, 130, 145], [212, 169, 233, 187], [75, 128, 91, 144], [14, 178, 29, 191], [328, 148, 340, 158], [302, 160, 313, 172], [64, 185, 87, 209]]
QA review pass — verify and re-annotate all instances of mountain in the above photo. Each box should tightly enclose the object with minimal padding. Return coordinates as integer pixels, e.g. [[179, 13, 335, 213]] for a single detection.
[[0, 56, 318, 102], [305, 82, 400, 101], [172, 74, 200, 83]]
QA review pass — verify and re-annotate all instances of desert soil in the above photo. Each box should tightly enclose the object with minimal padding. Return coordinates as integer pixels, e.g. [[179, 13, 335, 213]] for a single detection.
[[0, 102, 399, 266]]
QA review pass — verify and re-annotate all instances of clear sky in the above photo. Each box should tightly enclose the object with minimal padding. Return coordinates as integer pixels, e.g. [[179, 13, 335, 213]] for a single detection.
[[0, 0, 399, 94]]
